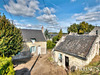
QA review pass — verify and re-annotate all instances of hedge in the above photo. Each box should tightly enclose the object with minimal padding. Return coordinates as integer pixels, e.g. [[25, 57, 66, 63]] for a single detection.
[[0, 57, 15, 75]]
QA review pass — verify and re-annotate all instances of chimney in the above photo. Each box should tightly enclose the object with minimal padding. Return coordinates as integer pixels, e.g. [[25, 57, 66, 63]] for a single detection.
[[41, 26, 44, 33]]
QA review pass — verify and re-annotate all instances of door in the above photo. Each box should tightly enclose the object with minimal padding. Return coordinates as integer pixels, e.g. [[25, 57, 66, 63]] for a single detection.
[[65, 56, 69, 69], [38, 46, 41, 55]]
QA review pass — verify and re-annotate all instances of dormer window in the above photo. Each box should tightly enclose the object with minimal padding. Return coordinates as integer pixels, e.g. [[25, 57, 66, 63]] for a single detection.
[[31, 38, 36, 43]]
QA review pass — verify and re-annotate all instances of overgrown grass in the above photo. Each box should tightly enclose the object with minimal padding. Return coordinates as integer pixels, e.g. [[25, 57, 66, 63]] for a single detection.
[[48, 57, 53, 62], [70, 55, 100, 75]]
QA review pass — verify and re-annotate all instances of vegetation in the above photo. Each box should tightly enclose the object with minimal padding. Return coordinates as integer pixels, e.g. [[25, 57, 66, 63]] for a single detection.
[[52, 29, 63, 43], [71, 55, 100, 75], [47, 29, 62, 49], [57, 29, 63, 40], [47, 40, 55, 49], [48, 56, 53, 62], [44, 29, 50, 39], [52, 36, 58, 43], [0, 13, 23, 57], [0, 57, 15, 75], [68, 21, 94, 34]]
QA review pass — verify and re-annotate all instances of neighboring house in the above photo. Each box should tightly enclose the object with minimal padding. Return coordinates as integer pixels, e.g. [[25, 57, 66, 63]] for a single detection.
[[89, 26, 100, 35], [21, 27, 47, 55], [12, 27, 46, 60], [52, 33, 99, 70], [89, 26, 100, 47]]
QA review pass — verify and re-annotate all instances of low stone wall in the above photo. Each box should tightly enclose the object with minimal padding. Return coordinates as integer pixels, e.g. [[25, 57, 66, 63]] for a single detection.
[[12, 51, 31, 60]]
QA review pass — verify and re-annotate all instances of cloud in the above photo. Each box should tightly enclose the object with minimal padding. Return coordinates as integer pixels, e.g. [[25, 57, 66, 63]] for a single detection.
[[37, 14, 58, 25], [72, 5, 100, 22], [42, 7, 56, 14], [71, 0, 76, 2], [4, 0, 40, 17], [37, 7, 58, 25]]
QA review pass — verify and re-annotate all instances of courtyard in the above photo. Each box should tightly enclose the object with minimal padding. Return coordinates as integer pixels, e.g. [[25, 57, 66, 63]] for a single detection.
[[14, 51, 67, 75]]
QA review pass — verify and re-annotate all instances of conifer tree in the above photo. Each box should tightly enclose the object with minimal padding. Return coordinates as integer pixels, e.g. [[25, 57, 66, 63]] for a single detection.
[[57, 29, 63, 40], [0, 13, 23, 57]]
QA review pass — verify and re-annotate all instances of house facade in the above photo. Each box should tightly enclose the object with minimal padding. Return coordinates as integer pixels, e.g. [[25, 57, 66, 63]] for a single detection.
[[21, 27, 47, 55], [89, 26, 100, 48], [52, 34, 99, 70]]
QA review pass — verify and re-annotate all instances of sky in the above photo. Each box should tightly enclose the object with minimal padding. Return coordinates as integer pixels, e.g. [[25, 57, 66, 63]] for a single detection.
[[0, 0, 100, 33]]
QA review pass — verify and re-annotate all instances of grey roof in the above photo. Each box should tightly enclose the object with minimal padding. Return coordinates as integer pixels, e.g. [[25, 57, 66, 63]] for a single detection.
[[21, 29, 46, 42], [55, 35, 97, 59], [89, 26, 100, 35]]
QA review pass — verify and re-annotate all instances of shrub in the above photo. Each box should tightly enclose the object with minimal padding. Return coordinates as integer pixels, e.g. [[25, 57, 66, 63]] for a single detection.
[[47, 40, 55, 49], [52, 36, 58, 43], [0, 57, 15, 75]]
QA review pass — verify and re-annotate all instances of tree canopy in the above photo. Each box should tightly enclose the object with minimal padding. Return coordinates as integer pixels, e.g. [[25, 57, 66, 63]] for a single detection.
[[67, 21, 94, 34], [0, 13, 23, 57]]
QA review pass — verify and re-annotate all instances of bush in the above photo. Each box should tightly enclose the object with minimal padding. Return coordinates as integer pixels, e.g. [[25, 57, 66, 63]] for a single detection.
[[0, 57, 15, 75], [47, 40, 55, 49], [52, 36, 58, 43]]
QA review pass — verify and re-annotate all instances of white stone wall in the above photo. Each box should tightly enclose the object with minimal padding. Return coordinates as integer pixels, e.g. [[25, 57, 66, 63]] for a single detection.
[[53, 36, 99, 69], [24, 41, 47, 55]]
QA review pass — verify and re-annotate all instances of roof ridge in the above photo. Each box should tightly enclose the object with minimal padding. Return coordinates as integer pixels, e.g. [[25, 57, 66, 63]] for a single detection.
[[21, 29, 42, 31]]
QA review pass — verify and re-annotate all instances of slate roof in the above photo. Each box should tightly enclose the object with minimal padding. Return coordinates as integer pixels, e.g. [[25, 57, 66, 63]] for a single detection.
[[21, 29, 46, 42], [54, 35, 97, 59]]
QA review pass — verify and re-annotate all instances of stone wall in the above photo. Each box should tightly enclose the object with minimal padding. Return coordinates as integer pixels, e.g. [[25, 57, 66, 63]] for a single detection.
[[24, 41, 47, 55], [53, 36, 99, 69]]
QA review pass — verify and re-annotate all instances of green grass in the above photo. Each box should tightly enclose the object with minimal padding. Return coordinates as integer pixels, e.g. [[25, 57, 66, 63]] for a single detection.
[[70, 55, 100, 75], [48, 57, 53, 62]]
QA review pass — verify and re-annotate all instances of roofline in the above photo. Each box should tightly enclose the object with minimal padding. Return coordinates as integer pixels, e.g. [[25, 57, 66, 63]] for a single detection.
[[21, 28, 42, 31]]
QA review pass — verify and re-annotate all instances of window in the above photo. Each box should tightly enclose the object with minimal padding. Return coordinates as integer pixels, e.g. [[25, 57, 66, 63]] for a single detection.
[[30, 46, 36, 53], [31, 38, 36, 43], [58, 53, 62, 62]]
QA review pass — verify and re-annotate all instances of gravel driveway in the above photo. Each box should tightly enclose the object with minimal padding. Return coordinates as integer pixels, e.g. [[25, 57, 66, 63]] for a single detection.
[[14, 52, 67, 75]]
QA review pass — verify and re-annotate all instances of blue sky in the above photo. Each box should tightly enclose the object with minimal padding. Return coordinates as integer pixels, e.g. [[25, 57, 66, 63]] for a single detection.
[[0, 0, 100, 33]]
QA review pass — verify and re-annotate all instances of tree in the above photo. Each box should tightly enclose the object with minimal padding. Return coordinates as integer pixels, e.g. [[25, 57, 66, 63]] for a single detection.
[[52, 36, 58, 43], [0, 13, 23, 57], [57, 29, 63, 40], [67, 21, 94, 34], [47, 40, 55, 49], [44, 29, 50, 39]]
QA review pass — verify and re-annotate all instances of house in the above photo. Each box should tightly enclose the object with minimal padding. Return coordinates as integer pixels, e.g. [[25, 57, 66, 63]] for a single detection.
[[52, 33, 99, 70], [89, 26, 100, 48], [21, 27, 47, 55], [89, 26, 100, 35]]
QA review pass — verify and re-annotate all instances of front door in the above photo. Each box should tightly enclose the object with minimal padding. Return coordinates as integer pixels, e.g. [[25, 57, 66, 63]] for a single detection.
[[65, 56, 69, 69], [38, 46, 41, 55]]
